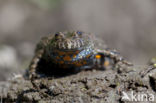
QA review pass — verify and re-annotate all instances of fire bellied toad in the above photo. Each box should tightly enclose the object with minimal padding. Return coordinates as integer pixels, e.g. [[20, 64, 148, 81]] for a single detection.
[[29, 31, 132, 79]]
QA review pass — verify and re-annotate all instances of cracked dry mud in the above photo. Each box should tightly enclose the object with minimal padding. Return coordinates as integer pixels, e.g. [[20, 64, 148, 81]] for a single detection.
[[1, 62, 156, 103]]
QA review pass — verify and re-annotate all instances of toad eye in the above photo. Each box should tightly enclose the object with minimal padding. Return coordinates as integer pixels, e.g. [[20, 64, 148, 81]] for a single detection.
[[54, 32, 64, 40], [77, 31, 82, 35], [55, 32, 59, 37]]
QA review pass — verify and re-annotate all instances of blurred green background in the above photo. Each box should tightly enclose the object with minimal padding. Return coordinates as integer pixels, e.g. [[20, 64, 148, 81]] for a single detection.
[[0, 0, 156, 81]]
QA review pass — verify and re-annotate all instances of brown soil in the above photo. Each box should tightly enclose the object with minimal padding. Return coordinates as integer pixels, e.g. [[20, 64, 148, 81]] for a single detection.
[[1, 63, 156, 103]]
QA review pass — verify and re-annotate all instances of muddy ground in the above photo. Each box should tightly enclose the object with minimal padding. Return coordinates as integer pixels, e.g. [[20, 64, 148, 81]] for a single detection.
[[1, 62, 156, 103]]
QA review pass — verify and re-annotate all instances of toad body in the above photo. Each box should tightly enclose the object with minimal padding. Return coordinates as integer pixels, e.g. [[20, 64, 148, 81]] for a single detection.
[[29, 31, 131, 79]]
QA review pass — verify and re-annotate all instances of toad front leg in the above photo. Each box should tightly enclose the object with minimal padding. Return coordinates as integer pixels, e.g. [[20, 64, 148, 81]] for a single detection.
[[29, 49, 44, 79]]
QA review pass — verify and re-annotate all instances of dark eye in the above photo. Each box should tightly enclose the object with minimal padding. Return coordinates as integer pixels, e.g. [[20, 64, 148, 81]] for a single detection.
[[54, 32, 64, 40], [55, 32, 60, 37], [77, 31, 82, 35]]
